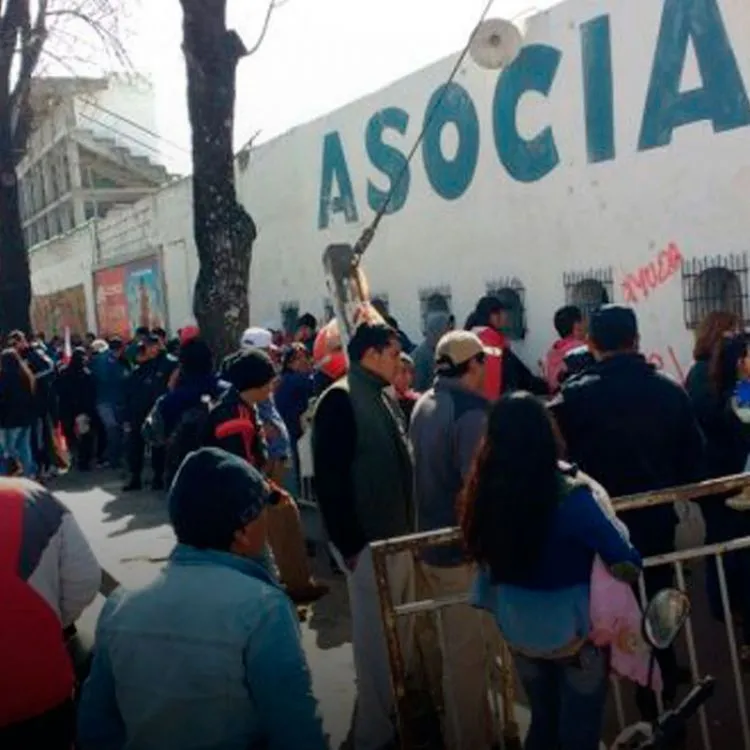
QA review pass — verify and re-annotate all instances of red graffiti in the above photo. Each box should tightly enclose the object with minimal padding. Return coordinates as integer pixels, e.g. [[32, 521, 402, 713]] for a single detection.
[[621, 243, 683, 305]]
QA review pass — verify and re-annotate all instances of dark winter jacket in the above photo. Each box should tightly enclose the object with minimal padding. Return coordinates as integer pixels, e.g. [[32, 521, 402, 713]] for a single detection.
[[274, 372, 314, 444], [89, 351, 128, 408], [551, 352, 705, 555], [125, 352, 178, 425], [0, 375, 36, 429], [55, 362, 97, 426], [685, 358, 750, 541], [204, 387, 269, 469]]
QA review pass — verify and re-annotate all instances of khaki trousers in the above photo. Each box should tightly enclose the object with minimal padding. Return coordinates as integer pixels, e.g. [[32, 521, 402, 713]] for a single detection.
[[421, 562, 497, 750]]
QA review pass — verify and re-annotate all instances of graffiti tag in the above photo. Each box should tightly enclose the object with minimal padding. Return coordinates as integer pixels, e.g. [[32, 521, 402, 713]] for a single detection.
[[621, 243, 683, 304]]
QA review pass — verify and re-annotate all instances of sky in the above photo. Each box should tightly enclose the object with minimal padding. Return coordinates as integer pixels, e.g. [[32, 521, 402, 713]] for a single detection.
[[121, 0, 555, 174]]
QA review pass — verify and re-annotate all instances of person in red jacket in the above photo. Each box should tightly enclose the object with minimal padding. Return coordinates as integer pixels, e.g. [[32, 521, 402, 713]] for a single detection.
[[467, 296, 549, 401], [0, 478, 100, 748]]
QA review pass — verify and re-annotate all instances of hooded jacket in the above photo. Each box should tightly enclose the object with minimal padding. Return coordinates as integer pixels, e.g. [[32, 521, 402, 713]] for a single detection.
[[412, 312, 452, 392]]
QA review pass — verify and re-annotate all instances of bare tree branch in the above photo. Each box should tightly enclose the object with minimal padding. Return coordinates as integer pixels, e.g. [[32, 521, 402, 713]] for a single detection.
[[244, 0, 290, 57]]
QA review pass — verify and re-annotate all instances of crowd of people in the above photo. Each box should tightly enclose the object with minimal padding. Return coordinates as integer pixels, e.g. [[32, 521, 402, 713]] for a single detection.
[[2, 297, 750, 750]]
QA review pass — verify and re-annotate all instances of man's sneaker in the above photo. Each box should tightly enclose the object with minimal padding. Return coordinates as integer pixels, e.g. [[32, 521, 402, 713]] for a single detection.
[[122, 479, 142, 492]]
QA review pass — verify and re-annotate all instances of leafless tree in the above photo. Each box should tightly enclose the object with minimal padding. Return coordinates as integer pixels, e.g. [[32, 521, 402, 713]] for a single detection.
[[180, 0, 287, 360], [0, 0, 128, 335]]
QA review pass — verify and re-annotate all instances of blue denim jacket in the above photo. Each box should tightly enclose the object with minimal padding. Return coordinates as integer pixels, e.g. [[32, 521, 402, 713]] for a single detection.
[[77, 545, 326, 750]]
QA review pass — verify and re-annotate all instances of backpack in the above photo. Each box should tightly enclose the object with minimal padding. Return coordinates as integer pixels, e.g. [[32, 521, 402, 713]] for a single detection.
[[164, 395, 218, 484]]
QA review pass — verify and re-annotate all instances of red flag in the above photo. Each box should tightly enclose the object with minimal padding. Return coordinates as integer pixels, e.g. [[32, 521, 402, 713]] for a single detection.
[[62, 326, 72, 365]]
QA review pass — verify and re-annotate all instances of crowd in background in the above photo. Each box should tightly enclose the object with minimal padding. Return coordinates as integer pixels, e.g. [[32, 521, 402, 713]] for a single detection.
[[5, 294, 750, 750]]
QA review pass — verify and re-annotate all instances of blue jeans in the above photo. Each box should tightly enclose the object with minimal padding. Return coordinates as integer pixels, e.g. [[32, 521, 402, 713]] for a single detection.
[[514, 644, 609, 750], [97, 403, 123, 467], [0, 426, 35, 476]]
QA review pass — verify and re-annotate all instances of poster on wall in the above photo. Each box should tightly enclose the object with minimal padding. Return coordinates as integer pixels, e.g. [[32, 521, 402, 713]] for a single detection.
[[94, 255, 168, 338], [31, 284, 88, 337]]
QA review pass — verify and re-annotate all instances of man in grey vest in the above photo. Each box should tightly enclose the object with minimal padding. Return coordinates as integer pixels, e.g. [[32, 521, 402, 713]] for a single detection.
[[312, 322, 414, 750]]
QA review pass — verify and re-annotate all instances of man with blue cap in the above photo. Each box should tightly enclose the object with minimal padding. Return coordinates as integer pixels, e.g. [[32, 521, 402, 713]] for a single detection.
[[77, 447, 326, 750]]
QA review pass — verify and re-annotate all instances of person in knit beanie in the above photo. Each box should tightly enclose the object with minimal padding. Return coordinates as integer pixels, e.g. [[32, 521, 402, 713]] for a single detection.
[[77, 447, 326, 750]]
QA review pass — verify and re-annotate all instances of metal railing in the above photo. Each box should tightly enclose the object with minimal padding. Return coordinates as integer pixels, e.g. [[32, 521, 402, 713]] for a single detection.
[[371, 473, 750, 750]]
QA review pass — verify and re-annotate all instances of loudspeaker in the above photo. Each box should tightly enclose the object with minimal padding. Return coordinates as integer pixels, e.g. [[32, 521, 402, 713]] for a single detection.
[[469, 18, 524, 70]]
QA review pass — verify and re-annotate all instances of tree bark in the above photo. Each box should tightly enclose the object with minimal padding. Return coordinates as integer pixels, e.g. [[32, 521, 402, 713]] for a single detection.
[[180, 0, 257, 361]]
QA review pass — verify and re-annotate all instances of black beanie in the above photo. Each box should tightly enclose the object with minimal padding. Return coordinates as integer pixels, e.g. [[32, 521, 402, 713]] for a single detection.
[[168, 447, 269, 549], [223, 348, 276, 391]]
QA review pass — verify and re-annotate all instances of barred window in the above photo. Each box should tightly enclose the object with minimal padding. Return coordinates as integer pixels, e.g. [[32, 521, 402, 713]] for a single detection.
[[280, 301, 300, 335], [682, 254, 748, 328], [486, 277, 526, 340], [563, 268, 613, 322], [419, 285, 452, 331]]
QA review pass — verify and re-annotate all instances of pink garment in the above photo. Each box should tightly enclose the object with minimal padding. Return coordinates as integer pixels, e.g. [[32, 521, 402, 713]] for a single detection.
[[589, 557, 662, 690], [544, 337, 583, 391]]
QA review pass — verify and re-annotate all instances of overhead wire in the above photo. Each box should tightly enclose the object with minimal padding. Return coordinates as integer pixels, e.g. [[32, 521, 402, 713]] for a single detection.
[[352, 0, 497, 262]]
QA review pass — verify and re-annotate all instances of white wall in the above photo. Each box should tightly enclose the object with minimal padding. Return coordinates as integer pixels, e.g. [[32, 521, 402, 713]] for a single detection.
[[29, 222, 98, 329], [30, 0, 750, 383]]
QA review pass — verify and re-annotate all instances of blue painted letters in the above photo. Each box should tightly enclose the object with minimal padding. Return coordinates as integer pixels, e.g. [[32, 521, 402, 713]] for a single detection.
[[493, 45, 562, 183], [366, 107, 410, 215], [318, 132, 359, 230], [581, 15, 615, 163], [638, 0, 750, 151], [316, 0, 750, 229], [422, 83, 480, 200]]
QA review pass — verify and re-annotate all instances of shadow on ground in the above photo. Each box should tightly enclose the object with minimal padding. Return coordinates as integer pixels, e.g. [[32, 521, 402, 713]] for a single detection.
[[50, 468, 171, 537]]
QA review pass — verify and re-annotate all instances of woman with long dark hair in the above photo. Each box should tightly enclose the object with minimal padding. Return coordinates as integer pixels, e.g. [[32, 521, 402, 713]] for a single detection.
[[459, 392, 641, 750], [686, 332, 750, 665], [0, 348, 37, 476]]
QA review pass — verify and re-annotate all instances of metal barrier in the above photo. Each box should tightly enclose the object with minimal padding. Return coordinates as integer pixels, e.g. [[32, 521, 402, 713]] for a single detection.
[[371, 472, 750, 750]]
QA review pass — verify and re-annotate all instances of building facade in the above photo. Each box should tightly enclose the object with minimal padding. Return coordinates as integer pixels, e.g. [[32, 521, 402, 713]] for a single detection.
[[28, 0, 750, 383], [17, 75, 171, 250]]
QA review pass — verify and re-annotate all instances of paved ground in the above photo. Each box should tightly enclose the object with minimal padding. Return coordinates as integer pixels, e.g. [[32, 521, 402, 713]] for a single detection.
[[53, 469, 357, 749], [53, 471, 750, 750]]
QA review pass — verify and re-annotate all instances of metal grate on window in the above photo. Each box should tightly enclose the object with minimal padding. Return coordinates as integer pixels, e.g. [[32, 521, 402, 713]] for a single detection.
[[563, 268, 614, 322], [280, 301, 300, 336], [486, 277, 527, 340], [681, 254, 749, 329], [418, 285, 453, 331]]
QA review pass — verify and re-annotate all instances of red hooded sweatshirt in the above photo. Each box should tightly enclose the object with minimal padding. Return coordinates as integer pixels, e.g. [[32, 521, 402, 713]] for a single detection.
[[544, 336, 584, 392], [472, 326, 506, 402]]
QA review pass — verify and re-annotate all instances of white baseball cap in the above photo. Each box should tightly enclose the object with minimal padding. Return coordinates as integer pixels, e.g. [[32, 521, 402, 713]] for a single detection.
[[240, 326, 277, 351]]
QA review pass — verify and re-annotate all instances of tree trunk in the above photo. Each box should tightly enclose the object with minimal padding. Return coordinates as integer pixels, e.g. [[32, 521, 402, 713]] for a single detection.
[[0, 90, 32, 337], [181, 0, 257, 361]]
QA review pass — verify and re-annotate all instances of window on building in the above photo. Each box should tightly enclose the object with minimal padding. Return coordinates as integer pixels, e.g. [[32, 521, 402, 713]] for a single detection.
[[682, 254, 749, 328], [486, 277, 527, 340], [84, 202, 96, 221], [280, 301, 300, 335], [419, 285, 453, 330], [563, 269, 613, 322]]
